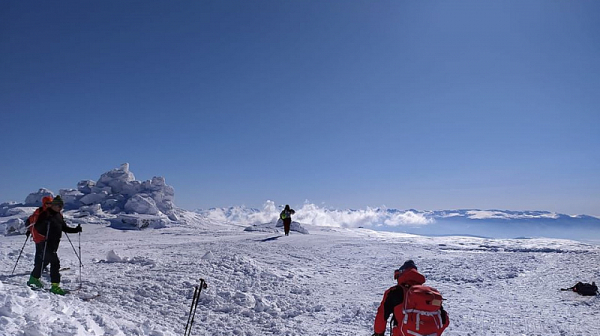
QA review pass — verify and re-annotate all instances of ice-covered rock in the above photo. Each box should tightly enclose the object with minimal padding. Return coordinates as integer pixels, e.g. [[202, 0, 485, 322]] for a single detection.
[[84, 164, 178, 219], [90, 186, 112, 194], [24, 188, 54, 207], [5, 207, 30, 217], [0, 202, 16, 217], [111, 214, 168, 230], [77, 180, 96, 194], [80, 192, 108, 206], [3, 163, 181, 233], [2, 218, 25, 235], [75, 204, 104, 217], [60, 189, 84, 208], [124, 194, 160, 215], [96, 163, 136, 194], [121, 180, 143, 196], [102, 198, 120, 210]]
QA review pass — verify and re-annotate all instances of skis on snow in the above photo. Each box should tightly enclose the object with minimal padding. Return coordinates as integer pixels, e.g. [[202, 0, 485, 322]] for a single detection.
[[184, 278, 208, 336]]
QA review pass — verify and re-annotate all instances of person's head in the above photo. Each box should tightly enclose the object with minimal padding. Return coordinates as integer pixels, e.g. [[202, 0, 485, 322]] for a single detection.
[[41, 196, 53, 209], [285, 204, 290, 211], [50, 195, 64, 211], [394, 260, 417, 280]]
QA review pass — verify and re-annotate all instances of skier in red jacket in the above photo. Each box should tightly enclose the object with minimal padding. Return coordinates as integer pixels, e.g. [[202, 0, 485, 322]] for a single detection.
[[27, 196, 81, 295], [373, 260, 449, 336]]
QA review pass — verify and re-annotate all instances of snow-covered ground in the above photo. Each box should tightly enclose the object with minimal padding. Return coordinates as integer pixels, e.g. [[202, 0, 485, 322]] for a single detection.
[[1, 213, 599, 336]]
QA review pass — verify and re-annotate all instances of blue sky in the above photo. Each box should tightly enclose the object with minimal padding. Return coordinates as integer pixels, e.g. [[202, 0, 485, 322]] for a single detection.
[[1, 1, 599, 215]]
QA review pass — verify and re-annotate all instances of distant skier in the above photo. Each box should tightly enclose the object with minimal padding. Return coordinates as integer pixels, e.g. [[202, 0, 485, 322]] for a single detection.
[[27, 196, 82, 295], [280, 204, 295, 236], [372, 260, 449, 336]]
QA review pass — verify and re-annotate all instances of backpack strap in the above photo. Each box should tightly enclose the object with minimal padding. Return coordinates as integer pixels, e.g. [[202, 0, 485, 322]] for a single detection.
[[402, 310, 443, 331], [405, 331, 438, 336]]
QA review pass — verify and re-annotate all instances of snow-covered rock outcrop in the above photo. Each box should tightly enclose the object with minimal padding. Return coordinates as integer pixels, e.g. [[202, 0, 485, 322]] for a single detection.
[[24, 188, 54, 207], [59, 163, 179, 220], [0, 163, 181, 234]]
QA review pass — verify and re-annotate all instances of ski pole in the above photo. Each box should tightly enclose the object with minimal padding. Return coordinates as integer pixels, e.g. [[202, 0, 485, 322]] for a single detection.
[[11, 235, 30, 275], [78, 232, 82, 288], [64, 232, 83, 267], [184, 278, 207, 336], [188, 279, 207, 336], [184, 285, 199, 336], [41, 224, 51, 275]]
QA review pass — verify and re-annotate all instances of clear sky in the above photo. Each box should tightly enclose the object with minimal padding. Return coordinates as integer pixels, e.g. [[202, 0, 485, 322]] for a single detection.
[[1, 0, 599, 215]]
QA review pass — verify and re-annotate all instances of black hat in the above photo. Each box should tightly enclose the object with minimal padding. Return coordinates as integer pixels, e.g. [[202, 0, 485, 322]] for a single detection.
[[51, 195, 64, 207], [399, 260, 417, 272], [394, 260, 417, 280]]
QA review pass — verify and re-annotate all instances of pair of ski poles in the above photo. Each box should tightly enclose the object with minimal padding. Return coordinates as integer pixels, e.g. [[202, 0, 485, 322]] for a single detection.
[[11, 230, 83, 288], [184, 278, 208, 336]]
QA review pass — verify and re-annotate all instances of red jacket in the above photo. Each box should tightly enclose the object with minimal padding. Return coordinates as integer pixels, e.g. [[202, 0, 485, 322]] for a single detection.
[[374, 269, 449, 335], [27, 206, 49, 243]]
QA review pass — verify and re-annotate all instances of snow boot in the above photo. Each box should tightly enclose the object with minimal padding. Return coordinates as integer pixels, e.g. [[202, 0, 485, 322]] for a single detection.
[[27, 276, 44, 289], [50, 283, 66, 295]]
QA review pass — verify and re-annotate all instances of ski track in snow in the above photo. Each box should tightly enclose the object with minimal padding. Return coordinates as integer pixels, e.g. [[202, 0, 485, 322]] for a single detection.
[[1, 222, 599, 336]]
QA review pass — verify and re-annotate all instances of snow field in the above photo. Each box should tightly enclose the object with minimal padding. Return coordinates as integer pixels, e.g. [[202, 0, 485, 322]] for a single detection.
[[1, 222, 599, 335]]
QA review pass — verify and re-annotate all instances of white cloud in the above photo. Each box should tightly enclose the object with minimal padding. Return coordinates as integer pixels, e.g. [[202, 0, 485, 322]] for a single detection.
[[197, 202, 434, 228]]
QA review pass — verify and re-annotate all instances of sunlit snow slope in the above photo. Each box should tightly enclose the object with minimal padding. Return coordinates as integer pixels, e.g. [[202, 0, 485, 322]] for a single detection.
[[1, 213, 599, 336]]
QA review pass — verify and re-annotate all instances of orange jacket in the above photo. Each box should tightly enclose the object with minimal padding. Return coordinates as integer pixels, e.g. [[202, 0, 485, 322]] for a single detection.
[[26, 196, 53, 243]]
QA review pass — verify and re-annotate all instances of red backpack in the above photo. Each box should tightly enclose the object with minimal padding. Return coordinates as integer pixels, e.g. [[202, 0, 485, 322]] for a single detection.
[[393, 285, 448, 336]]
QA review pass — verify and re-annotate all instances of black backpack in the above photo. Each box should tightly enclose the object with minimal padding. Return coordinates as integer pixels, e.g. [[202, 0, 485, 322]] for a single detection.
[[573, 282, 598, 296]]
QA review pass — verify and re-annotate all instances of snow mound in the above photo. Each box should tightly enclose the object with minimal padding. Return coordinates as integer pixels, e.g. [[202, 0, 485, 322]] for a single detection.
[[244, 222, 280, 233], [102, 250, 155, 266], [275, 219, 309, 234], [110, 214, 168, 230], [244, 220, 309, 234]]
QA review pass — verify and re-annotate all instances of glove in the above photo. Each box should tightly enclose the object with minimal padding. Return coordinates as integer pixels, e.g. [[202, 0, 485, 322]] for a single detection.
[[26, 230, 31, 237], [76, 225, 82, 233]]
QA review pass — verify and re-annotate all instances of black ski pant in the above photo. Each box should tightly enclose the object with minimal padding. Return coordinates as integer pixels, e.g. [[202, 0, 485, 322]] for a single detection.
[[283, 218, 291, 235], [31, 241, 61, 284]]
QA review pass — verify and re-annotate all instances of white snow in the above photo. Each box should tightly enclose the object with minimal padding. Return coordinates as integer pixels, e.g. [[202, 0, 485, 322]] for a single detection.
[[1, 213, 599, 336]]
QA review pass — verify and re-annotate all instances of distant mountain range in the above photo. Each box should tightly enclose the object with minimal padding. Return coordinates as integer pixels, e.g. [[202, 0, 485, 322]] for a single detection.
[[384, 209, 600, 241], [195, 205, 600, 242]]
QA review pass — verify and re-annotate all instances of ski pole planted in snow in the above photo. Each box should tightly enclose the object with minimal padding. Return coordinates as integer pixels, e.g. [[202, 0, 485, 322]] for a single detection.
[[184, 278, 208, 336], [64, 232, 83, 267], [78, 232, 82, 288], [11, 235, 30, 275]]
